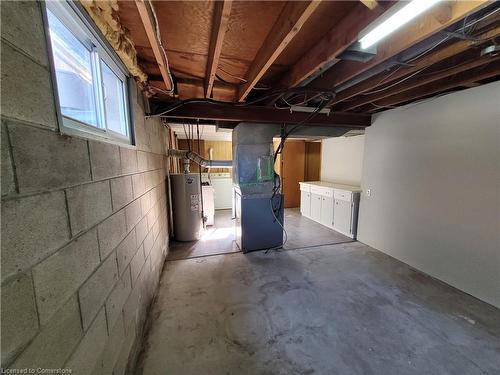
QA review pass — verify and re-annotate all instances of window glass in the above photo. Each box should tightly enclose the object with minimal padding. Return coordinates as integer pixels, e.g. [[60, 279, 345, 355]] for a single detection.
[[102, 61, 127, 135], [46, 9, 98, 127]]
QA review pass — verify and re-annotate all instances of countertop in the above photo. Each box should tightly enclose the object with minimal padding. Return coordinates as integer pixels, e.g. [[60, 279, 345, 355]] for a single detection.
[[299, 181, 362, 192]]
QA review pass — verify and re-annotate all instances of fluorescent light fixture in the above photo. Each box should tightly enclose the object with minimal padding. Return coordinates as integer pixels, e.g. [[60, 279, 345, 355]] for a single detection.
[[359, 0, 442, 50]]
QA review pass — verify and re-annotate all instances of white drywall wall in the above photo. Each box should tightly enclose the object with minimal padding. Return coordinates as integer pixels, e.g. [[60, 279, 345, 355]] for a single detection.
[[358, 81, 500, 308], [321, 135, 365, 185]]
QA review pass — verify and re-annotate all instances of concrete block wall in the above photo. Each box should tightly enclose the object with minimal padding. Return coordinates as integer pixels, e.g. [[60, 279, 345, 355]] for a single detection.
[[1, 1, 170, 373]]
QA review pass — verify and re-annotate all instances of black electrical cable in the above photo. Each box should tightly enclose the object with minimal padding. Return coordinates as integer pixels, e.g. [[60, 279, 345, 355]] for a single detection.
[[273, 94, 335, 164], [149, 87, 336, 117], [270, 97, 333, 237]]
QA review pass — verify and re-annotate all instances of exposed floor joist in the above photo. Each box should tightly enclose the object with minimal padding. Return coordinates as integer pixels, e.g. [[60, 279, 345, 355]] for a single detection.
[[279, 2, 385, 89], [364, 62, 500, 111], [160, 102, 371, 128], [205, 0, 233, 98], [308, 1, 489, 90], [342, 54, 500, 111], [118, 1, 498, 116], [333, 25, 500, 107], [135, 0, 173, 92], [237, 0, 322, 101]]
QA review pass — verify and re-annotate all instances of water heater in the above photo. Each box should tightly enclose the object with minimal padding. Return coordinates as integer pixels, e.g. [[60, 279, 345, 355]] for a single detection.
[[170, 173, 202, 241]]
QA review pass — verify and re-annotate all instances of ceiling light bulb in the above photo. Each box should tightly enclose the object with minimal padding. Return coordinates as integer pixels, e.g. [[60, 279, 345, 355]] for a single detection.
[[359, 0, 442, 50]]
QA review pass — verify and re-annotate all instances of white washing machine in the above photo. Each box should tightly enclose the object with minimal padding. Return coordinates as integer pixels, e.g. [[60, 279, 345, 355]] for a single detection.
[[202, 173, 233, 210], [202, 185, 215, 226]]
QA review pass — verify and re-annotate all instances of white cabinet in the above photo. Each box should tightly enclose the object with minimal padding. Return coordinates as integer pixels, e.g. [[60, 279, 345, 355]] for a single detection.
[[300, 191, 311, 217], [299, 183, 311, 218], [333, 199, 351, 235], [320, 195, 334, 228], [310, 193, 322, 222], [299, 182, 360, 239]]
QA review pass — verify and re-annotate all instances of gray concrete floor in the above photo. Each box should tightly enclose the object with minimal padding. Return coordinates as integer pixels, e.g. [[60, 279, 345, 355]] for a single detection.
[[167, 208, 352, 260], [137, 217, 500, 375]]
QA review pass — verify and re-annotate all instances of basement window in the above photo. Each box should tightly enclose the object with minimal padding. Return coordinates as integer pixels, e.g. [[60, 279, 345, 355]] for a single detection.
[[44, 1, 132, 144]]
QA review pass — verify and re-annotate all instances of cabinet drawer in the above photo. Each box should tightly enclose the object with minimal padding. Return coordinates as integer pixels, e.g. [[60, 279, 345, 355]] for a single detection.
[[311, 186, 333, 197], [334, 189, 352, 202], [321, 188, 333, 198]]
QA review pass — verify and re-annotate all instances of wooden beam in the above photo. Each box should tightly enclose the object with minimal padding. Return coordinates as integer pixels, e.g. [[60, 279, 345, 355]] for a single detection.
[[280, 3, 384, 89], [333, 26, 500, 106], [308, 1, 489, 90], [205, 1, 232, 98], [367, 62, 500, 110], [161, 102, 371, 128], [135, 0, 173, 92], [342, 55, 500, 111], [432, 2, 453, 24], [360, 0, 378, 10], [237, 0, 322, 101]]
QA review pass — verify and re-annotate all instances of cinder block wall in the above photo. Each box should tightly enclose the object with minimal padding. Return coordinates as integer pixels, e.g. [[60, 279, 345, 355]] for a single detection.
[[1, 1, 170, 373]]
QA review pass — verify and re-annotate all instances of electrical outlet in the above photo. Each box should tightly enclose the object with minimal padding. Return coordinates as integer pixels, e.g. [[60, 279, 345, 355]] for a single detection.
[[366, 189, 371, 197]]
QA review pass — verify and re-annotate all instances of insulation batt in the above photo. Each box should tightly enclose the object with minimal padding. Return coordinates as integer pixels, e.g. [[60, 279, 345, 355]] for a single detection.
[[81, 0, 148, 82]]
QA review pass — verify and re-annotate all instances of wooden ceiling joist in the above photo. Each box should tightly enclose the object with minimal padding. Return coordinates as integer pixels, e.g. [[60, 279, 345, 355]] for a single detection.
[[162, 102, 371, 128], [342, 54, 500, 111], [205, 0, 233, 98], [333, 25, 500, 107], [366, 62, 500, 111], [237, 0, 322, 102], [280, 3, 384, 89], [308, 0, 490, 90], [135, 0, 173, 92]]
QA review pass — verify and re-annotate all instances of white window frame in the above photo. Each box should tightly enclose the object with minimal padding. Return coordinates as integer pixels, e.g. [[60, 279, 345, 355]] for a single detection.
[[44, 0, 133, 145]]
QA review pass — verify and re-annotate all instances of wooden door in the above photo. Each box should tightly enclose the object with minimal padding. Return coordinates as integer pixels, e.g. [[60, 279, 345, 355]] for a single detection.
[[281, 141, 305, 208], [305, 141, 321, 181]]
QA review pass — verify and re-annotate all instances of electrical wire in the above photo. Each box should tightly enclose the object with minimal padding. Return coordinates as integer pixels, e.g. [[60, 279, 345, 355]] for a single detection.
[[148, 0, 175, 94], [406, 36, 450, 64], [456, 7, 500, 33], [148, 88, 336, 118], [273, 95, 334, 163], [266, 196, 288, 253], [182, 121, 190, 150], [344, 8, 498, 104], [279, 92, 321, 107], [361, 68, 426, 95], [217, 66, 247, 83], [369, 102, 398, 110], [266, 97, 333, 250], [215, 73, 271, 90]]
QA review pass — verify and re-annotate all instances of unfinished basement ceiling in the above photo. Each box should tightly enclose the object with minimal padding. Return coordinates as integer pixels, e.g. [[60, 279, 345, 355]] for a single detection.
[[113, 0, 499, 120]]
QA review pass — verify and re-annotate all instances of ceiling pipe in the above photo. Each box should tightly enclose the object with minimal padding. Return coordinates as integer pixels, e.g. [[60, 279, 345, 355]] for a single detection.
[[168, 149, 233, 169]]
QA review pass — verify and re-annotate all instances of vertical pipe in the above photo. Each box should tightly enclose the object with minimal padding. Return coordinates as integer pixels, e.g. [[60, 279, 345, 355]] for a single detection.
[[196, 120, 205, 228]]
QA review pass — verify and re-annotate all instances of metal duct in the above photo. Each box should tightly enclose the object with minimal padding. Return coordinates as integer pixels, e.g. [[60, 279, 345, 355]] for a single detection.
[[168, 149, 232, 169]]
